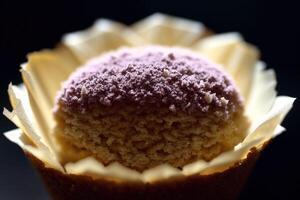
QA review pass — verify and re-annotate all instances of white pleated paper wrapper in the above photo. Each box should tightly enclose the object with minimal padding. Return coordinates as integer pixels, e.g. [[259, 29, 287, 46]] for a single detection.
[[3, 13, 295, 183]]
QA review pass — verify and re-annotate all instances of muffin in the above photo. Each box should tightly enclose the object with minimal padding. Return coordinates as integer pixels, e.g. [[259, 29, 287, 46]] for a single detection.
[[54, 46, 248, 171], [3, 13, 295, 200]]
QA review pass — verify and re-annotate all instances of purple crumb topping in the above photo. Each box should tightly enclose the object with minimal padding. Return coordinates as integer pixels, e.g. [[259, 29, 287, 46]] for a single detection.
[[56, 46, 242, 116]]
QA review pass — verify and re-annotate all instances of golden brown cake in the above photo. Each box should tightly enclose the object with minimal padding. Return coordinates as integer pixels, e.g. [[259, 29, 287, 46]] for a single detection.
[[4, 13, 294, 200], [54, 46, 248, 171]]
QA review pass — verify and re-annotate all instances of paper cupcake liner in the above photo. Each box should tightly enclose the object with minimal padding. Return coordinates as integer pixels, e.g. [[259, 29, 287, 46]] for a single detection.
[[3, 13, 295, 199], [26, 145, 262, 200]]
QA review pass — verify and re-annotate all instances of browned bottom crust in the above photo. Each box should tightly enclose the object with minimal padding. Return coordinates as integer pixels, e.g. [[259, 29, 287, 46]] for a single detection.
[[25, 146, 262, 200]]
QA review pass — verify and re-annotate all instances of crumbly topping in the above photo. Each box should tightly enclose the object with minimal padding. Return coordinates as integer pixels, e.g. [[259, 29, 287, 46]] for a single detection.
[[56, 46, 242, 116]]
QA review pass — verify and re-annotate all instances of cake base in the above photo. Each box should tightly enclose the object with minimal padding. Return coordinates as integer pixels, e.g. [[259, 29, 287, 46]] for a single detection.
[[26, 147, 261, 200]]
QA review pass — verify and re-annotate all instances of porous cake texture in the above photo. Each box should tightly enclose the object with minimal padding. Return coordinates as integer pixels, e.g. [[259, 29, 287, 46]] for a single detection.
[[54, 46, 248, 171]]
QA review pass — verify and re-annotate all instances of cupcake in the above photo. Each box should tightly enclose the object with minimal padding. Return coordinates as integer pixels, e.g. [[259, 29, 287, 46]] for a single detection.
[[3, 13, 295, 200], [54, 46, 248, 171]]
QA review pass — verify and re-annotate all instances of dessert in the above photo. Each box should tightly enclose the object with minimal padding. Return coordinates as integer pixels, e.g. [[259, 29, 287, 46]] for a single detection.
[[3, 13, 294, 200], [54, 46, 248, 171]]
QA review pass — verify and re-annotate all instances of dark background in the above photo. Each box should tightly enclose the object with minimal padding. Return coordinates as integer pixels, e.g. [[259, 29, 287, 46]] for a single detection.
[[0, 0, 299, 199]]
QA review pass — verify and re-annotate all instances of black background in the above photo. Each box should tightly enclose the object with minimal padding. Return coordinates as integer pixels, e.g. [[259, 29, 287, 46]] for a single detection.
[[0, 0, 299, 199]]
